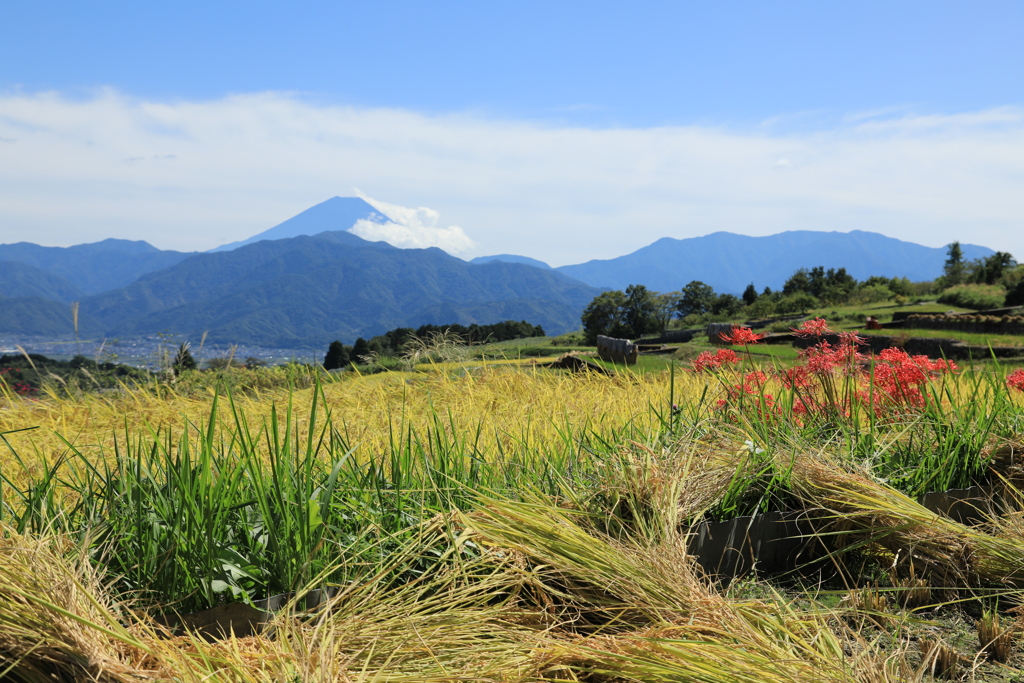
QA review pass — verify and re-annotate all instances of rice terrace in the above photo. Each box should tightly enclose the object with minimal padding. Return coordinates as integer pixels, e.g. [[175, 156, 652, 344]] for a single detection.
[[3, 298, 1024, 681], [4, 5, 1024, 680]]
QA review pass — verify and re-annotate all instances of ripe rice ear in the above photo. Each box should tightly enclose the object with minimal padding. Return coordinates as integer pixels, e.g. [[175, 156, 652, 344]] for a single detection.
[[790, 454, 976, 585], [460, 494, 725, 629], [790, 453, 1024, 587], [0, 527, 153, 682]]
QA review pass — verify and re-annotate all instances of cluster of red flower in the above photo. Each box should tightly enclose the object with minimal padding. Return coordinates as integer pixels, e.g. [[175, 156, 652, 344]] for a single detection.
[[718, 327, 765, 346], [717, 370, 776, 418], [691, 348, 740, 373], [1008, 369, 1024, 393], [0, 367, 33, 395], [691, 318, 963, 420], [872, 347, 958, 409]]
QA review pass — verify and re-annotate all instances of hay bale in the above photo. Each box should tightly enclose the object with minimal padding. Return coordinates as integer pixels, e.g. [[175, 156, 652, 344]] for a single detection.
[[596, 335, 639, 365]]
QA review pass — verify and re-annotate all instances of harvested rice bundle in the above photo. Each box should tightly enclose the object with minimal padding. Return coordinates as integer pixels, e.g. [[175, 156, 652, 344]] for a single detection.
[[790, 454, 1024, 587]]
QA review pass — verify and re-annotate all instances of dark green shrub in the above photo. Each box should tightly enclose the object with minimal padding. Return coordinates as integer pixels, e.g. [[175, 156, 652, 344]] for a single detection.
[[937, 284, 1007, 310], [1005, 280, 1024, 308], [776, 292, 818, 314]]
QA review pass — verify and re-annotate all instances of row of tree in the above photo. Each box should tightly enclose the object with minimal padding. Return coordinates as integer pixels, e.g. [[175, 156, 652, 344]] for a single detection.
[[323, 320, 546, 369], [581, 249, 1023, 342], [941, 242, 1018, 289]]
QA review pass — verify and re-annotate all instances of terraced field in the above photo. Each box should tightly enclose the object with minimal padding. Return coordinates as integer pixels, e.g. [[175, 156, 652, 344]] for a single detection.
[[2, 326, 1024, 681]]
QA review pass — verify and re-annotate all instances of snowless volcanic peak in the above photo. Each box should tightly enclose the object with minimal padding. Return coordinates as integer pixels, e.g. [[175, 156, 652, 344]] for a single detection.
[[209, 197, 391, 252]]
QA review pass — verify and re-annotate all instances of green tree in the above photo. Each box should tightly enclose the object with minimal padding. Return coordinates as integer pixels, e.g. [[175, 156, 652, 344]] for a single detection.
[[172, 342, 197, 376], [818, 267, 857, 304], [622, 284, 660, 338], [742, 283, 758, 306], [852, 283, 893, 304], [653, 291, 680, 332], [676, 281, 716, 318], [970, 251, 1016, 285], [323, 340, 351, 370], [782, 269, 811, 296], [351, 337, 370, 362], [711, 293, 743, 317], [747, 293, 778, 318], [784, 266, 856, 304], [776, 292, 818, 314], [581, 290, 629, 343], [943, 241, 966, 286]]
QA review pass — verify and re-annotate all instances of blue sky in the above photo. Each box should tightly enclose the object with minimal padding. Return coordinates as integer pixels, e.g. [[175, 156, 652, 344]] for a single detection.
[[1, 1, 1022, 265]]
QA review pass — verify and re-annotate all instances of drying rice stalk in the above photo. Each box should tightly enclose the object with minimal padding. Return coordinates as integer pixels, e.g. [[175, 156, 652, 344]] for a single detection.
[[462, 496, 926, 682], [789, 453, 1024, 588], [0, 528, 152, 682]]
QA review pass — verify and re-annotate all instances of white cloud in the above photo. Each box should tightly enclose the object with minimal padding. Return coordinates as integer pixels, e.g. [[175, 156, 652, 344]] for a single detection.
[[349, 192, 476, 255], [0, 90, 1022, 265]]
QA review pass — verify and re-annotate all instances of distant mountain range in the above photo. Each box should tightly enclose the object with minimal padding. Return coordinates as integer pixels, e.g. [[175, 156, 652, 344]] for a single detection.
[[550, 231, 994, 294], [0, 196, 1000, 348], [0, 229, 599, 346], [471, 235, 994, 296], [0, 238, 194, 295]]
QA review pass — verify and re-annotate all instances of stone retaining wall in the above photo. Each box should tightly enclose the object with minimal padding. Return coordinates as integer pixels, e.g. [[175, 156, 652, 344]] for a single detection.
[[903, 313, 1024, 336], [792, 333, 1024, 360]]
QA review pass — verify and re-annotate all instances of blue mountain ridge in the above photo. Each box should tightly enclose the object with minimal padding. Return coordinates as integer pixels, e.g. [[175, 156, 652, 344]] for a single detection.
[[470, 254, 552, 269], [0, 238, 194, 295], [555, 230, 995, 294], [72, 229, 601, 346]]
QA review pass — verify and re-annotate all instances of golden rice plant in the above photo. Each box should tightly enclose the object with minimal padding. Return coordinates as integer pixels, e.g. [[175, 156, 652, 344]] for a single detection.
[[462, 495, 930, 682], [788, 452, 1024, 588], [0, 365, 693, 486], [0, 517, 547, 682]]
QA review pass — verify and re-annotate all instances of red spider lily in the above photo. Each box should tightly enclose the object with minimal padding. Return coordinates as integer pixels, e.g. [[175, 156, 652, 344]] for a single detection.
[[715, 370, 779, 420], [690, 348, 740, 373], [779, 365, 813, 389], [799, 338, 864, 376], [928, 358, 959, 374], [792, 317, 834, 338], [1007, 369, 1024, 393], [871, 348, 958, 409], [720, 371, 771, 402], [742, 370, 768, 392], [719, 326, 764, 346], [837, 331, 866, 348]]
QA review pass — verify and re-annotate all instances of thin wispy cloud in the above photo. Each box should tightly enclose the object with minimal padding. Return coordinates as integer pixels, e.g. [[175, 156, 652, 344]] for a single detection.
[[0, 90, 1022, 264]]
